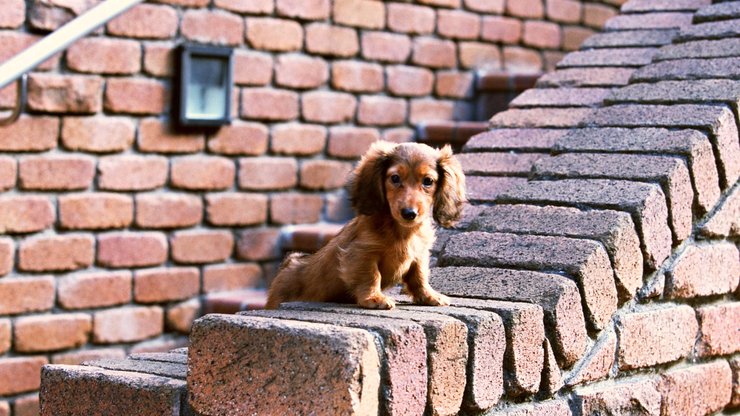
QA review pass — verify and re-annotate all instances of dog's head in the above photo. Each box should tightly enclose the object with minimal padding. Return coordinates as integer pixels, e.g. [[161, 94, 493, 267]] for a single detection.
[[348, 141, 466, 228]]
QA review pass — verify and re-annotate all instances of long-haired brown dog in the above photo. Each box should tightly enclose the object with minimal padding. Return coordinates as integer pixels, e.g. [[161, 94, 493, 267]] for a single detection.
[[266, 141, 466, 310]]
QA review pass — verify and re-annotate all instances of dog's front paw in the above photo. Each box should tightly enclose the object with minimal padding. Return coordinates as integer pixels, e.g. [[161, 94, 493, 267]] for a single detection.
[[414, 290, 450, 307], [358, 294, 396, 310]]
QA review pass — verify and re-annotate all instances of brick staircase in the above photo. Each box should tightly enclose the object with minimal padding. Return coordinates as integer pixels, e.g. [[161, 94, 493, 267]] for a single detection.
[[39, 1, 740, 415]]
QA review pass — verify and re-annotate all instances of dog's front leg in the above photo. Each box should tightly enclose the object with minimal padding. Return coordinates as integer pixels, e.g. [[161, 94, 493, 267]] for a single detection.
[[346, 259, 395, 309], [404, 257, 450, 306]]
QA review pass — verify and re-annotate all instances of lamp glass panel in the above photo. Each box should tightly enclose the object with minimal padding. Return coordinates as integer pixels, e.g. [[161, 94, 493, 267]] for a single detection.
[[186, 56, 228, 120]]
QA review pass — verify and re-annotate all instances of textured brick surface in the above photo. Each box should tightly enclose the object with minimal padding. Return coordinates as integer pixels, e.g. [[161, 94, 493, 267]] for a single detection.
[[655, 38, 740, 61], [203, 263, 262, 293], [666, 242, 740, 299], [0, 276, 55, 315], [486, 400, 572, 416], [302, 91, 356, 123], [305, 23, 359, 57], [59, 193, 133, 230], [509, 88, 610, 108], [565, 330, 616, 386], [658, 361, 732, 416], [333, 0, 385, 29], [104, 78, 166, 115], [607, 79, 740, 106], [241, 88, 299, 121], [208, 122, 268, 156], [536, 68, 635, 88], [581, 29, 677, 49], [457, 152, 543, 175], [135, 193, 203, 229], [632, 57, 740, 81], [412, 37, 457, 68], [0, 357, 48, 396], [189, 314, 380, 416], [239, 157, 297, 190], [0, 196, 54, 234], [93, 306, 163, 344], [138, 118, 205, 154], [556, 48, 657, 68], [465, 129, 567, 152], [19, 234, 94, 272], [362, 32, 412, 63], [28, 73, 102, 114], [573, 377, 661, 416], [66, 37, 140, 75], [19, 155, 94, 191], [490, 108, 594, 128], [97, 232, 167, 268], [695, 303, 740, 357], [275, 54, 329, 89], [170, 156, 235, 191], [271, 123, 326, 155], [58, 271, 131, 310], [676, 18, 740, 42], [14, 314, 91, 353], [171, 230, 234, 264], [700, 185, 740, 237], [62, 116, 134, 153], [107, 4, 178, 39], [387, 3, 435, 34], [134, 268, 200, 303], [605, 12, 693, 30], [206, 193, 267, 226]]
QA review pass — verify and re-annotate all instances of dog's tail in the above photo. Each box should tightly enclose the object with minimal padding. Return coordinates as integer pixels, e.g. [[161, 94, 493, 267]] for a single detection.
[[265, 253, 308, 309]]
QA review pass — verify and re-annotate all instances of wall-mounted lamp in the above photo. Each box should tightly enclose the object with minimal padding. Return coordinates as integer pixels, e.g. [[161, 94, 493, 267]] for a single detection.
[[177, 44, 233, 127]]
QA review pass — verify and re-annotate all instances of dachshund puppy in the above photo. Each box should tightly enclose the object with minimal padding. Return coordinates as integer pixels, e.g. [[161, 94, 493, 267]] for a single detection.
[[266, 141, 466, 310]]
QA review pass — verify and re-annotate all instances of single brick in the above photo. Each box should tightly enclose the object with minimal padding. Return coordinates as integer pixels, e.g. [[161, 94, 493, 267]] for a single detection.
[[409, 99, 456, 124], [499, 179, 673, 269], [58, 271, 132, 310], [203, 263, 262, 293], [438, 10, 480, 40], [300, 160, 352, 190], [305, 23, 359, 57], [606, 79, 740, 108], [275, 54, 329, 89], [84, 357, 187, 380], [171, 230, 234, 264], [239, 157, 297, 190], [631, 57, 740, 82], [459, 42, 501, 69], [583, 29, 677, 51], [694, 1, 740, 22], [658, 361, 732, 415], [14, 313, 91, 353], [93, 306, 164, 343], [0, 276, 55, 315], [605, 12, 693, 30], [387, 3, 434, 34], [676, 18, 740, 42], [699, 185, 740, 238], [59, 193, 133, 230], [61, 116, 134, 153], [655, 38, 740, 61], [107, 3, 177, 39], [357, 96, 407, 126], [431, 267, 586, 368], [481, 16, 522, 44], [436, 71, 474, 98], [507, 0, 544, 18], [97, 232, 167, 268], [233, 50, 272, 86], [241, 88, 299, 121], [66, 37, 141, 74], [556, 48, 657, 68], [27, 73, 102, 114], [246, 17, 303, 52], [208, 122, 268, 156], [0, 357, 47, 396], [134, 267, 200, 303], [465, 176, 528, 203], [276, 0, 329, 20], [214, 0, 272, 14], [412, 37, 457, 68], [302, 91, 356, 123], [135, 193, 202, 229], [617, 305, 698, 370], [464, 128, 566, 152], [270, 193, 323, 224], [271, 123, 326, 155], [509, 88, 610, 108], [328, 126, 380, 159], [333, 0, 385, 29], [104, 78, 166, 115], [331, 61, 384, 93], [696, 302, 740, 357], [206, 193, 267, 226], [622, 0, 709, 12], [98, 155, 167, 191], [142, 41, 175, 77], [138, 118, 205, 153], [546, 0, 581, 23], [536, 68, 635, 88], [19, 234, 94, 272], [188, 315, 380, 415], [0, 115, 59, 152], [167, 298, 200, 333], [18, 155, 94, 191], [0, 320, 9, 355], [0, 238, 11, 276], [361, 32, 411, 63], [490, 108, 594, 128], [0, 195, 54, 233], [387, 65, 433, 97], [236, 228, 281, 261], [573, 377, 661, 415], [170, 156, 234, 191], [457, 152, 544, 175], [667, 242, 739, 298], [522, 21, 560, 49], [181, 9, 242, 46]]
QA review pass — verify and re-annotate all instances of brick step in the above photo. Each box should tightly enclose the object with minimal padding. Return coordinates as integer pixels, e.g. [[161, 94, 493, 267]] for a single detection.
[[416, 120, 489, 150]]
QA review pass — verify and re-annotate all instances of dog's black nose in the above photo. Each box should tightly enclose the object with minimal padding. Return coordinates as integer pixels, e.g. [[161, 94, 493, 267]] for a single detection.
[[401, 208, 417, 220]]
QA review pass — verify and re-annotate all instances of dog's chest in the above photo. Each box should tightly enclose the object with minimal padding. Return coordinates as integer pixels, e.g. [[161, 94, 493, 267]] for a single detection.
[[378, 237, 427, 285]]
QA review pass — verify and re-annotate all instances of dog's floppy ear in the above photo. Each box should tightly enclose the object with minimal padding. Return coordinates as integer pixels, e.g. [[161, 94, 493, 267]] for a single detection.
[[434, 145, 467, 228], [348, 141, 396, 216]]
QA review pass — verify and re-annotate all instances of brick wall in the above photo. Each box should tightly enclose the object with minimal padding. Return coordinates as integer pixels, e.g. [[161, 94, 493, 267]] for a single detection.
[[0, 0, 622, 413]]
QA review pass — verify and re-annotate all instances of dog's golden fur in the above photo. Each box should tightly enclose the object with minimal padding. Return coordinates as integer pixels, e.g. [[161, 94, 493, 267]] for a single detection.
[[265, 141, 466, 309]]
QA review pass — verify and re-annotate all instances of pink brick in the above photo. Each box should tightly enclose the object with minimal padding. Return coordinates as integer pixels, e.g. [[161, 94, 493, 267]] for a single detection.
[[58, 271, 132, 310], [0, 0, 24, 28], [14, 314, 91, 353], [275, 54, 328, 89], [0, 32, 59, 71], [134, 267, 200, 303], [0, 196, 54, 234], [658, 361, 733, 416], [271, 193, 323, 224], [0, 357, 48, 396], [562, 27, 594, 51], [388, 65, 434, 97], [0, 319, 8, 355], [362, 32, 411, 63], [237, 228, 281, 261], [239, 157, 297, 190], [241, 88, 299, 121], [332, 61, 384, 93], [0, 115, 58, 152], [300, 160, 353, 190], [0, 276, 54, 315], [412, 37, 457, 68], [667, 243, 740, 298], [583, 3, 617, 28], [523, 21, 561, 49], [135, 193, 203, 229], [206, 193, 268, 226], [138, 118, 205, 153], [59, 193, 133, 230], [271, 123, 327, 155], [503, 46, 543, 71], [98, 155, 168, 191], [276, 0, 329, 20], [246, 17, 303, 52], [547, 0, 582, 23], [93, 306, 164, 343], [234, 51, 273, 86], [333, 0, 385, 29], [19, 234, 94, 272], [460, 42, 502, 69], [696, 303, 740, 357], [27, 73, 102, 114], [182, 9, 243, 46], [107, 4, 178, 39], [97, 232, 168, 268], [305, 23, 359, 57], [143, 42, 175, 77], [482, 16, 522, 44], [208, 122, 268, 155], [171, 230, 234, 264], [0, 157, 13, 191], [328, 126, 380, 158], [387, 3, 434, 34], [507, 0, 544, 18], [171, 156, 235, 191], [167, 298, 200, 333], [409, 99, 455, 123], [105, 78, 166, 115], [214, 0, 273, 14], [203, 263, 263, 293], [436, 71, 474, 98], [438, 10, 480, 40], [18, 155, 94, 191], [302, 91, 356, 123], [465, 0, 504, 13], [67, 37, 140, 74], [357, 96, 407, 126], [0, 238, 12, 276], [62, 116, 134, 153]]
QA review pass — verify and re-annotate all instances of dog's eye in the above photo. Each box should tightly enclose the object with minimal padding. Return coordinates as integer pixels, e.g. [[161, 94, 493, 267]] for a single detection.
[[422, 177, 434, 187], [390, 174, 401, 184]]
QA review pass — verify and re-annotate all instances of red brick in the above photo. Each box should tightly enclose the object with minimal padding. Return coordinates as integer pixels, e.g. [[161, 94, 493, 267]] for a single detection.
[[143, 41, 175, 77], [300, 160, 352, 190], [19, 234, 94, 272], [523, 21, 561, 49], [436, 71, 474, 98], [0, 320, 8, 355], [214, 0, 272, 14], [171, 230, 234, 264], [134, 267, 200, 303], [387, 65, 433, 97], [0, 0, 24, 28], [105, 78, 166, 115], [328, 126, 380, 158], [14, 394, 39, 416], [29, 0, 99, 30], [98, 155, 168, 191], [14, 314, 91, 353], [696, 303, 740, 357], [667, 243, 740, 298], [357, 96, 407, 127], [58, 271, 132, 310], [0, 196, 54, 234], [207, 122, 267, 156], [0, 32, 59, 71], [562, 26, 595, 51], [0, 238, 11, 276], [135, 193, 203, 229], [464, 0, 503, 12], [507, 0, 543, 18], [51, 348, 127, 365], [27, 73, 102, 114], [93, 306, 164, 343], [481, 16, 522, 44], [203, 263, 263, 293], [331, 61, 384, 93], [460, 42, 502, 69], [61, 116, 134, 153], [271, 123, 326, 155], [333, 0, 385, 29], [246, 17, 303, 52], [583, 3, 617, 28], [138, 118, 205, 153], [565, 330, 616, 386], [181, 9, 243, 46], [206, 193, 268, 226], [700, 185, 740, 238], [503, 46, 543, 71], [0, 357, 47, 396], [241, 88, 299, 121], [409, 99, 455, 123], [573, 378, 661, 416], [305, 23, 359, 57], [107, 4, 177, 39], [170, 156, 234, 191], [302, 91, 356, 123], [387, 3, 434, 34], [66, 37, 141, 74], [59, 193, 133, 230], [97, 232, 168, 268], [276, 0, 329, 20], [271, 193, 323, 224], [658, 361, 732, 416], [237, 228, 281, 261], [19, 155, 94, 191], [234, 50, 273, 86], [546, 0, 582, 23], [0, 276, 54, 315], [617, 305, 698, 370], [239, 157, 297, 190], [166, 298, 200, 333], [275, 54, 328, 89], [438, 10, 480, 40], [0, 115, 57, 152], [362, 32, 411, 63]]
